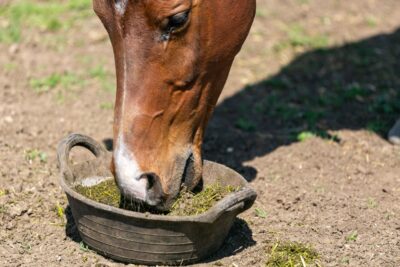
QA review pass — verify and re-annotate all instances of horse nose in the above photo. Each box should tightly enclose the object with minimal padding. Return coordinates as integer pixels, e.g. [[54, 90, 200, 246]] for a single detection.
[[140, 172, 166, 206]]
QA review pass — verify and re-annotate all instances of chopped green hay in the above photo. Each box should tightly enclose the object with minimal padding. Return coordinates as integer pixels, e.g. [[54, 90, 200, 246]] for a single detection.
[[265, 241, 320, 267], [75, 179, 120, 208], [74, 179, 238, 216], [169, 184, 238, 216]]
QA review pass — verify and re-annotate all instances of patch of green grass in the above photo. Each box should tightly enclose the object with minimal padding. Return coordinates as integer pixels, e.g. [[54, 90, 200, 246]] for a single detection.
[[345, 231, 358, 242], [55, 203, 64, 219], [343, 84, 370, 101], [235, 117, 256, 132], [25, 149, 47, 163], [256, 8, 268, 18], [253, 91, 301, 122], [4, 62, 17, 72], [0, 0, 92, 43], [274, 25, 329, 52], [365, 16, 378, 27], [316, 131, 341, 142], [278, 106, 299, 122], [59, 72, 83, 88], [53, 202, 66, 226], [67, 0, 92, 11], [366, 120, 388, 134], [30, 74, 62, 92], [254, 207, 268, 218], [265, 241, 320, 267], [297, 130, 340, 143], [301, 110, 324, 128], [297, 0, 310, 4], [317, 94, 344, 108], [263, 78, 292, 90], [89, 65, 115, 91], [288, 25, 329, 49], [0, 189, 9, 197], [369, 92, 400, 115], [297, 131, 316, 142], [30, 72, 83, 92], [367, 197, 378, 209]]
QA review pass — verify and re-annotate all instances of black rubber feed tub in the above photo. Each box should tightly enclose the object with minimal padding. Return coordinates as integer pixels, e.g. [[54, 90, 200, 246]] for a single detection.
[[58, 134, 257, 265]]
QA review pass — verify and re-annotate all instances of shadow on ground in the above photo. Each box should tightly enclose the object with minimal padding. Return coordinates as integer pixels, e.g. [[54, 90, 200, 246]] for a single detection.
[[205, 218, 256, 263], [65, 205, 82, 243], [204, 28, 400, 181]]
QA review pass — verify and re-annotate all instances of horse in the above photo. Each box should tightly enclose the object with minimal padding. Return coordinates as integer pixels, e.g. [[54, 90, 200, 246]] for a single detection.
[[93, 0, 256, 211]]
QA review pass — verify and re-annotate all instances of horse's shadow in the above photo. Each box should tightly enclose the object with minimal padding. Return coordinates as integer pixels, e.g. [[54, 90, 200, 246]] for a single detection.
[[204, 27, 400, 181]]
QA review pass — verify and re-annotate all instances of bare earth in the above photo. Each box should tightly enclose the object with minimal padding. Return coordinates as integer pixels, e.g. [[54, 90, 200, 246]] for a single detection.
[[1, 0, 399, 266]]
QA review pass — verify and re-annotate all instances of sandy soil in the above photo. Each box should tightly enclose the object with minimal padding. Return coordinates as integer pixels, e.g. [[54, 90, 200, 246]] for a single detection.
[[1, 0, 399, 266]]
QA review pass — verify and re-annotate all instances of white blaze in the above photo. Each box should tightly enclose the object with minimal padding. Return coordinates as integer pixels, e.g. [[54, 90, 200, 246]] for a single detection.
[[113, 42, 148, 201], [114, 137, 148, 201]]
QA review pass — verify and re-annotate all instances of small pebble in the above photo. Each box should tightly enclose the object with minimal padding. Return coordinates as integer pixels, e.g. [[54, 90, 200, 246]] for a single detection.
[[6, 221, 16, 230], [8, 205, 27, 218], [4, 116, 13, 123], [15, 183, 23, 193], [27, 208, 33, 215], [8, 44, 19, 55]]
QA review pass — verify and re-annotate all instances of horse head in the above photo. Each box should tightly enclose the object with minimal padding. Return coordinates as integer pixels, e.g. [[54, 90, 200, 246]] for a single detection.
[[93, 0, 256, 210]]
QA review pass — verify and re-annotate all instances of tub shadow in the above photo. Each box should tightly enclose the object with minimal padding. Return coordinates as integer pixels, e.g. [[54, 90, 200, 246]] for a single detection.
[[65, 205, 82, 243], [204, 218, 256, 263]]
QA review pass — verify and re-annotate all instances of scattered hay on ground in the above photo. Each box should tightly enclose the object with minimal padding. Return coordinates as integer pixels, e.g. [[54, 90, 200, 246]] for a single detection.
[[265, 241, 321, 267]]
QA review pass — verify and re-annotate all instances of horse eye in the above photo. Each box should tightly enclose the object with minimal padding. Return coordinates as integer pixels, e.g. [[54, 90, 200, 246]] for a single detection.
[[164, 10, 190, 33]]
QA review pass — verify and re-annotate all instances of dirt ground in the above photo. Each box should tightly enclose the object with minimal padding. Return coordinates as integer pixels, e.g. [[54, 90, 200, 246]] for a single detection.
[[1, 0, 400, 266]]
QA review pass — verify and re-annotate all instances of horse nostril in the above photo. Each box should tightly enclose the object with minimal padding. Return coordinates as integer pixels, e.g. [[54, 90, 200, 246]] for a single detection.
[[141, 172, 156, 190], [140, 173, 165, 206]]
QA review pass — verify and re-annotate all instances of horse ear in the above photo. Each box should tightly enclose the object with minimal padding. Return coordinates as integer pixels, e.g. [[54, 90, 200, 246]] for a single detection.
[[93, 0, 129, 24], [93, 0, 114, 23], [114, 0, 129, 15], [93, 0, 129, 38]]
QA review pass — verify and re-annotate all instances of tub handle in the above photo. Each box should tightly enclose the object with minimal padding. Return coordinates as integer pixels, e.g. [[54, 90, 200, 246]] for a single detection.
[[201, 187, 257, 223], [57, 133, 108, 181]]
